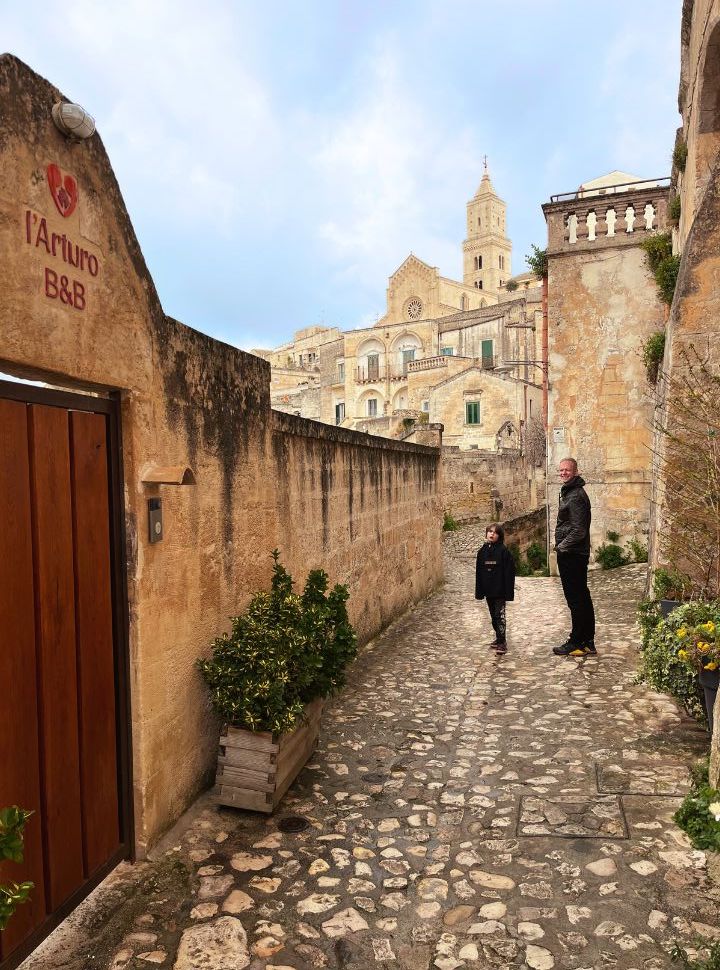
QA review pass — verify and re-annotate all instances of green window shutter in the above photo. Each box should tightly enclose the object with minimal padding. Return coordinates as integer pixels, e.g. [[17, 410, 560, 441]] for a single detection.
[[465, 401, 480, 425]]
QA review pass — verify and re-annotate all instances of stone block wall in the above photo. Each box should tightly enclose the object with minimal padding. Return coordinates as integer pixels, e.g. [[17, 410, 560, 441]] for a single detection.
[[271, 413, 442, 643], [442, 448, 544, 523], [0, 54, 443, 853], [543, 183, 669, 554]]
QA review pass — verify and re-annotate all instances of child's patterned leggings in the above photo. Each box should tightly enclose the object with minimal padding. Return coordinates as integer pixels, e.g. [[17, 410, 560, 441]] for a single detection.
[[486, 597, 506, 644]]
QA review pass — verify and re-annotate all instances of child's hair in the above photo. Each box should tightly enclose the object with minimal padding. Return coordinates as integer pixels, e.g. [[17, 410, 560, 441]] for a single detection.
[[486, 522, 505, 542]]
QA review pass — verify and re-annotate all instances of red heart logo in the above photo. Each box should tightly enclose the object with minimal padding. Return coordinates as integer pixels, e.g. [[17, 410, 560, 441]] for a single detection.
[[47, 163, 78, 218]]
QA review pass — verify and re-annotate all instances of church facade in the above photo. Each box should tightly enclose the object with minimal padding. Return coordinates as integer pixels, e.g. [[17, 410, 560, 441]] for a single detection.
[[256, 166, 542, 453]]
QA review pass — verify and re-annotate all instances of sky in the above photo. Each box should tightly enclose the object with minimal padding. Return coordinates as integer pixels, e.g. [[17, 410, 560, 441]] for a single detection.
[[4, 0, 681, 351]]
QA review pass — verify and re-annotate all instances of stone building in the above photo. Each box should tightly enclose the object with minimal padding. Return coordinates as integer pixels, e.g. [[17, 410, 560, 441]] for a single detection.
[[542, 171, 670, 554], [0, 55, 444, 967], [260, 167, 542, 457], [648, 0, 720, 598]]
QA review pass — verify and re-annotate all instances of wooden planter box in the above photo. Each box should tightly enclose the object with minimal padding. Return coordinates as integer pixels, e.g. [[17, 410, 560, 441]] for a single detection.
[[215, 699, 323, 813]]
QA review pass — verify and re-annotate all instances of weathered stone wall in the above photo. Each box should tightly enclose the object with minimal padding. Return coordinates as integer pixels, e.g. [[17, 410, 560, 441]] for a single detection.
[[0, 55, 443, 853], [271, 413, 442, 643], [442, 448, 544, 523], [543, 183, 669, 553]]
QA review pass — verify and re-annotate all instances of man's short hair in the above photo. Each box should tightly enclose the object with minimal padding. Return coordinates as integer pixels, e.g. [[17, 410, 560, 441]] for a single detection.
[[559, 457, 578, 472]]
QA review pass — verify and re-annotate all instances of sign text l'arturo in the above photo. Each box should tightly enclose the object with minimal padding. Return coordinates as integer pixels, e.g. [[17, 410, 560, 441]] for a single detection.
[[21, 164, 101, 311]]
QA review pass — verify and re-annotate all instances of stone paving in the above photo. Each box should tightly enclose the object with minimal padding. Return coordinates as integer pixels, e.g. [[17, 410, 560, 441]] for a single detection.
[[25, 530, 720, 970]]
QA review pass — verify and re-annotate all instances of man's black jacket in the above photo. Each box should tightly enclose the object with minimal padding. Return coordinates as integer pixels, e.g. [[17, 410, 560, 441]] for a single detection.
[[555, 475, 591, 555]]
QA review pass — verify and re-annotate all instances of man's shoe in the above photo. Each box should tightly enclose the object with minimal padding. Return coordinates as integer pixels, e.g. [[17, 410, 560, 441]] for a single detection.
[[495, 642, 507, 655], [553, 640, 587, 657], [584, 641, 597, 656]]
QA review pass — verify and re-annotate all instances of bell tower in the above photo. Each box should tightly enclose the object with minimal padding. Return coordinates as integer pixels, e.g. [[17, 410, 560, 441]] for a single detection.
[[463, 159, 512, 298]]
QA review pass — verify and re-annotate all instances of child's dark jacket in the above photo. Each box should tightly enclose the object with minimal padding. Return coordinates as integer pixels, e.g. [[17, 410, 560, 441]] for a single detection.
[[475, 541, 516, 601]]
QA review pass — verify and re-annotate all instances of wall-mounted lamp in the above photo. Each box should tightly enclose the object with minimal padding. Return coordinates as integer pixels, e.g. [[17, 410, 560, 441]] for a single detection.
[[52, 101, 96, 140]]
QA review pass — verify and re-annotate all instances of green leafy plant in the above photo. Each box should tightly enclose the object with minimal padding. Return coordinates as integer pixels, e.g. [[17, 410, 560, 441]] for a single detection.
[[442, 511, 460, 532], [507, 542, 532, 577], [197, 551, 357, 734], [673, 757, 720, 853], [637, 601, 720, 722], [641, 231, 680, 305], [627, 537, 648, 563], [0, 807, 34, 931], [525, 541, 547, 572], [671, 941, 720, 969], [653, 566, 690, 601], [673, 138, 688, 174], [637, 597, 662, 647], [402, 417, 416, 430], [670, 194, 682, 225], [526, 244, 548, 279], [642, 330, 666, 384], [505, 279, 519, 292], [595, 531, 630, 569]]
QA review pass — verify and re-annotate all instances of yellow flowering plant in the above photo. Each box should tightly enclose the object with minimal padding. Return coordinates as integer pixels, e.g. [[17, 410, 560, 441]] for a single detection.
[[675, 620, 720, 675]]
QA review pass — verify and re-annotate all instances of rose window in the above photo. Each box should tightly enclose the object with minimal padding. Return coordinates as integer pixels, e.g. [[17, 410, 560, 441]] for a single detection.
[[406, 299, 423, 320]]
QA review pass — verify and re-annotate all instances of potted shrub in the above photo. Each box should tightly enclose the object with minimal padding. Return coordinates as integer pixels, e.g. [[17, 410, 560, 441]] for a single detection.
[[675, 617, 720, 732], [637, 601, 720, 725], [652, 566, 690, 618], [197, 551, 357, 812]]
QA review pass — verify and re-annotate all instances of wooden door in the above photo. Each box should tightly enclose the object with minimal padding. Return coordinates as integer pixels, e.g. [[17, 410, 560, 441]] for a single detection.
[[0, 387, 129, 969]]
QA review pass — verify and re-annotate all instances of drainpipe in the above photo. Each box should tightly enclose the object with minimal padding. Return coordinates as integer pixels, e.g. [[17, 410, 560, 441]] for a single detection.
[[542, 271, 553, 574]]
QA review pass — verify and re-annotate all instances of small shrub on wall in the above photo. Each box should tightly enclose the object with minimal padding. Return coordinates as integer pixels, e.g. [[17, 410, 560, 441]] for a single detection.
[[641, 231, 680, 305], [443, 512, 460, 532], [641, 331, 666, 384]]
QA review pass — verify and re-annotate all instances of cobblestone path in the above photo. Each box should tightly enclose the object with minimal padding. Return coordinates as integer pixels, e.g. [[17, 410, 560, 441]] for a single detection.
[[27, 537, 720, 970]]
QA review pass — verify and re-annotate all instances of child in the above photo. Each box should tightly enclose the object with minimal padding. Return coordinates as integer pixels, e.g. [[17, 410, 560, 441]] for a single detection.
[[475, 523, 516, 654]]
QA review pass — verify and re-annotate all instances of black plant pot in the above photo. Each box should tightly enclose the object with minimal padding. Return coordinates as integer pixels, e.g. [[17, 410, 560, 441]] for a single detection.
[[699, 667, 720, 734], [659, 598, 680, 618]]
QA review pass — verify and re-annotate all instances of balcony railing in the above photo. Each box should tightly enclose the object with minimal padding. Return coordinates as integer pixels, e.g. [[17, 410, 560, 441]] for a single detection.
[[407, 356, 449, 373], [481, 355, 496, 370], [356, 365, 385, 383]]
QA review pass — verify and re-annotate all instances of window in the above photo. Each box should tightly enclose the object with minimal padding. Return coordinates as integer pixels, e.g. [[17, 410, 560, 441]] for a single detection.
[[465, 401, 480, 425], [401, 348, 415, 373], [481, 339, 493, 368], [367, 353, 379, 380], [335, 402, 345, 425], [440, 347, 454, 356], [421, 400, 430, 413], [474, 255, 483, 270], [367, 398, 378, 417], [337, 361, 345, 382], [475, 280, 483, 289], [498, 254, 505, 270]]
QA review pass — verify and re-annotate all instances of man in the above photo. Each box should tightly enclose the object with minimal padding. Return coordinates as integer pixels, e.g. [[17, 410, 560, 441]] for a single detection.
[[553, 457, 597, 657]]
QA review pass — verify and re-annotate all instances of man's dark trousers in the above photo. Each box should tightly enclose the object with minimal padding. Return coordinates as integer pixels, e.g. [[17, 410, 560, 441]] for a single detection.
[[557, 551, 595, 644]]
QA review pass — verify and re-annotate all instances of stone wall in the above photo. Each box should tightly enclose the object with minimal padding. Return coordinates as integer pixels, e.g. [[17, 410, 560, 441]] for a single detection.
[[271, 413, 442, 643], [442, 448, 544, 523], [0, 55, 443, 853], [543, 182, 669, 554]]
